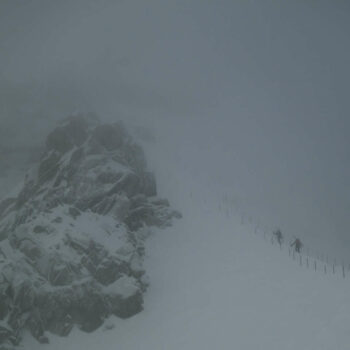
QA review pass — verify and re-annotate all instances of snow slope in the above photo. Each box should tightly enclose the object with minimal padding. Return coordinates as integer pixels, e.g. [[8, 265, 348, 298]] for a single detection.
[[23, 130, 350, 350]]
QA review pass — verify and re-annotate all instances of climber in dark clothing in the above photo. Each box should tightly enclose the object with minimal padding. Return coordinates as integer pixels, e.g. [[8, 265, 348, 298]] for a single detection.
[[291, 238, 303, 253], [273, 229, 283, 247]]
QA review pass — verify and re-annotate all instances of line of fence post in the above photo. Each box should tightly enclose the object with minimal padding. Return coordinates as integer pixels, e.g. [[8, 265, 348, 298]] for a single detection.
[[219, 195, 350, 280]]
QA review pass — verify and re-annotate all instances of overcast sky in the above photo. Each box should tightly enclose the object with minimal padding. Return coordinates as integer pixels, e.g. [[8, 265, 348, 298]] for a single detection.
[[1, 0, 350, 260]]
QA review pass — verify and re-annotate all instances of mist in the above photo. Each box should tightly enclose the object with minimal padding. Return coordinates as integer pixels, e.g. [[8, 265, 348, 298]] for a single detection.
[[1, 0, 350, 261]]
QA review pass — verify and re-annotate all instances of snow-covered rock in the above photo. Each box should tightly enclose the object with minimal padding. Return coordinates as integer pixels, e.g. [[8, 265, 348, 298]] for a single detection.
[[0, 114, 180, 347]]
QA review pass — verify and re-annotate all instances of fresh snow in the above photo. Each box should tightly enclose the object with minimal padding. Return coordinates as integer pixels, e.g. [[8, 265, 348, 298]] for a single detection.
[[103, 275, 140, 299], [22, 132, 350, 350]]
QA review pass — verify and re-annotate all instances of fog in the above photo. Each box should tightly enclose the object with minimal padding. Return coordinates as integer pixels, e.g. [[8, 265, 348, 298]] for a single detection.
[[1, 0, 350, 260]]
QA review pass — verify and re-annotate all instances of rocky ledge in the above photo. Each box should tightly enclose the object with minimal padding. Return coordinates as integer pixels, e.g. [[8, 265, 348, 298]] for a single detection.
[[0, 114, 180, 348]]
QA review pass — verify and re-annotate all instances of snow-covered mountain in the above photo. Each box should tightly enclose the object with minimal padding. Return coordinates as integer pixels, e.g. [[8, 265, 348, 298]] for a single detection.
[[0, 114, 180, 348], [1, 114, 349, 350], [20, 127, 350, 350]]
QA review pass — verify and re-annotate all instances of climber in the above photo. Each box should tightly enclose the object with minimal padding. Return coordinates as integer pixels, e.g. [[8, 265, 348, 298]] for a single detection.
[[273, 229, 283, 247], [291, 238, 303, 253]]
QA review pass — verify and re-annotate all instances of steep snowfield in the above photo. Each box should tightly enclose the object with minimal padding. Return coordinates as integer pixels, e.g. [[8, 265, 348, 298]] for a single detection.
[[23, 130, 350, 350]]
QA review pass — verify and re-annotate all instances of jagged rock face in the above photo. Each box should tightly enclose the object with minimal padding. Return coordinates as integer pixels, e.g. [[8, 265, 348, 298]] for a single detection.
[[0, 114, 181, 347]]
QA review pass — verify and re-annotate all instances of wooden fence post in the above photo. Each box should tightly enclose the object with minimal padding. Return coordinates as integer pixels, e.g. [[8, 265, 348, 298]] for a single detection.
[[314, 260, 317, 272]]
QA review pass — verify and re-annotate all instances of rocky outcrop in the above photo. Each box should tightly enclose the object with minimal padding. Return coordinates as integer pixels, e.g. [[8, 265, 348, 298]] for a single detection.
[[0, 114, 180, 347]]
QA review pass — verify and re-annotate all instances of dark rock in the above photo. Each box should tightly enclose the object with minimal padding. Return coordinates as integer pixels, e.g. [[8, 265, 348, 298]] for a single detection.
[[122, 143, 146, 171], [26, 309, 45, 341], [75, 193, 105, 212], [108, 172, 141, 197], [91, 123, 126, 151], [125, 206, 154, 231], [13, 281, 35, 312], [0, 326, 17, 346], [130, 194, 147, 208], [38, 335, 50, 344], [70, 147, 85, 164], [0, 294, 10, 320], [68, 207, 81, 219], [141, 172, 157, 196], [15, 182, 38, 209], [94, 257, 129, 286], [172, 210, 182, 219], [37, 152, 61, 184], [48, 262, 76, 286], [150, 198, 170, 207], [18, 239, 42, 261], [110, 290, 143, 319], [90, 195, 116, 215], [0, 198, 15, 219], [46, 116, 88, 154], [46, 128, 75, 154], [110, 195, 130, 221], [103, 320, 115, 331], [33, 225, 48, 234], [97, 172, 123, 184]]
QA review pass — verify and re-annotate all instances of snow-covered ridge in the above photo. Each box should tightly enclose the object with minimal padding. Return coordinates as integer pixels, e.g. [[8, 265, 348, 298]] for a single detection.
[[0, 114, 181, 348]]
